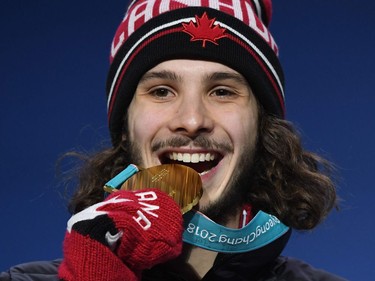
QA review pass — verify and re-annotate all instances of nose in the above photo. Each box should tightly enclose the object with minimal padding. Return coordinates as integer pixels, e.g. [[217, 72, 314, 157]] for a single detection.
[[168, 95, 214, 137]]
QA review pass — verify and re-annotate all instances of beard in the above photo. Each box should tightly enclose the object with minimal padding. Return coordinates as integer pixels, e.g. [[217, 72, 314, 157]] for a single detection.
[[199, 147, 256, 225], [123, 133, 257, 226]]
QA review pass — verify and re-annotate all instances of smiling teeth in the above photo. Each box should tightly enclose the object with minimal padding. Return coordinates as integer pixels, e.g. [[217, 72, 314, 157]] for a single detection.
[[169, 152, 215, 163]]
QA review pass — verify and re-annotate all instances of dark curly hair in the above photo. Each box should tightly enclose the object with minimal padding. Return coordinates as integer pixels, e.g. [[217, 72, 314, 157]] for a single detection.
[[65, 110, 337, 230], [248, 109, 337, 229]]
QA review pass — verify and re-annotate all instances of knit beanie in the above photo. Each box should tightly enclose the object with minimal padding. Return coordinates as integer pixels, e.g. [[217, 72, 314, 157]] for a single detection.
[[106, 0, 285, 145]]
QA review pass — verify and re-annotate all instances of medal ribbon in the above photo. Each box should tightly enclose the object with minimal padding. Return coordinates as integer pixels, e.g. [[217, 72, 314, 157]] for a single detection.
[[183, 210, 289, 253]]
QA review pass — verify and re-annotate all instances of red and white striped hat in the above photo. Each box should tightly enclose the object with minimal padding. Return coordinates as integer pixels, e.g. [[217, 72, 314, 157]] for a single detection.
[[106, 0, 285, 144]]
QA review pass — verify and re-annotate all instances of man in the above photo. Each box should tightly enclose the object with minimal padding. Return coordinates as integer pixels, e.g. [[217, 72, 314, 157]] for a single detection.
[[1, 0, 346, 280]]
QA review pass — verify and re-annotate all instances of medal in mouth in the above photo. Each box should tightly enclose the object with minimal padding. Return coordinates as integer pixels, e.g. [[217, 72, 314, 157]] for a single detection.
[[104, 164, 203, 214]]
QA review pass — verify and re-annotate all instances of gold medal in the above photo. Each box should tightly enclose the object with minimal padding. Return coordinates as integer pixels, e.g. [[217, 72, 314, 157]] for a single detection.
[[105, 164, 202, 214]]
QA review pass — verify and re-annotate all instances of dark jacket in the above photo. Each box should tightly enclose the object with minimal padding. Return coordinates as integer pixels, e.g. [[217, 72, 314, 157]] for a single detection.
[[0, 256, 346, 281], [1, 229, 346, 280]]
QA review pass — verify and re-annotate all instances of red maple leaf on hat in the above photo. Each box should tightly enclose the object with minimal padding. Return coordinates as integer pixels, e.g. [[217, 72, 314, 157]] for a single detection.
[[182, 12, 228, 48]]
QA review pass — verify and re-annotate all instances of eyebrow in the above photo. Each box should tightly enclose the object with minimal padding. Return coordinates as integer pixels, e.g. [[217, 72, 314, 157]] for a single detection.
[[139, 70, 181, 83], [205, 72, 249, 86]]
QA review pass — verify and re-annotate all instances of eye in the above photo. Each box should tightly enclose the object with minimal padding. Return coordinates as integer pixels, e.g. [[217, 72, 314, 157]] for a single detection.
[[210, 87, 237, 99], [148, 87, 175, 100]]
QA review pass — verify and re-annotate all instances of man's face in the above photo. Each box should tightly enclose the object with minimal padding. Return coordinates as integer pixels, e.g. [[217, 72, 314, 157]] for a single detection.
[[127, 59, 258, 213]]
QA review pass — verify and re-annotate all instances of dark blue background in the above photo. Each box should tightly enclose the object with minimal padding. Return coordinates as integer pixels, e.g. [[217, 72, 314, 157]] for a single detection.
[[1, 1, 374, 280]]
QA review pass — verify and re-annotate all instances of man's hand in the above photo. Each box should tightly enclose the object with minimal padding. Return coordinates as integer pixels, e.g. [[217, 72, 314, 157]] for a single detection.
[[58, 188, 183, 281]]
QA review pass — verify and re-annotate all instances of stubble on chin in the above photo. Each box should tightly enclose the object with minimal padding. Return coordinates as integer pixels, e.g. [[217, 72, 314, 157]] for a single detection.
[[198, 150, 256, 226]]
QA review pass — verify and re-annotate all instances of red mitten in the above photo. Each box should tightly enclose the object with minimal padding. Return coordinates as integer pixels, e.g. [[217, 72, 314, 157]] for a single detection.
[[58, 188, 183, 281]]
